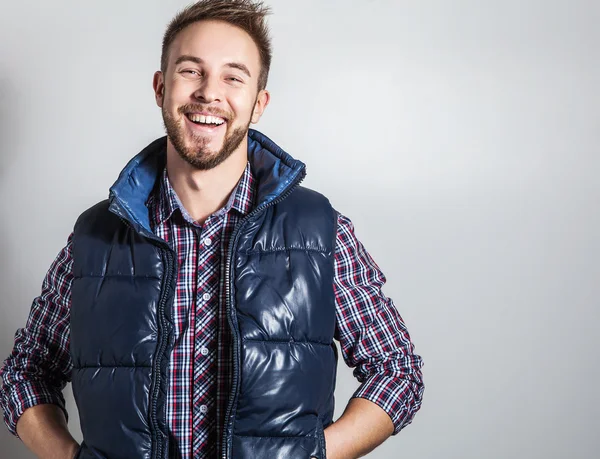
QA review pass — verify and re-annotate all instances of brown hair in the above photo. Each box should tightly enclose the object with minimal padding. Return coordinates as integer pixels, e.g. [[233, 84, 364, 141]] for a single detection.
[[161, 0, 272, 90]]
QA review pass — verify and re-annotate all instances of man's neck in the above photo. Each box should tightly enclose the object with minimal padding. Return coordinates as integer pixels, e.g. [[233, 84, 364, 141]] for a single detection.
[[165, 140, 248, 225]]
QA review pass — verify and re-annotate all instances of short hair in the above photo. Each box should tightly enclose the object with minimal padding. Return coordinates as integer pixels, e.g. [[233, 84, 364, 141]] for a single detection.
[[161, 0, 272, 90]]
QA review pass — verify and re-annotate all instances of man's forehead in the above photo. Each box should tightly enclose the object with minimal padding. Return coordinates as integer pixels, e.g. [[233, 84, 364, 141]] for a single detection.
[[170, 21, 260, 65]]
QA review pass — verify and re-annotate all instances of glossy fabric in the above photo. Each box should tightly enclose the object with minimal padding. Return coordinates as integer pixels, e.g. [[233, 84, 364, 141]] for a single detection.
[[71, 204, 171, 459], [229, 185, 337, 458], [70, 130, 336, 458]]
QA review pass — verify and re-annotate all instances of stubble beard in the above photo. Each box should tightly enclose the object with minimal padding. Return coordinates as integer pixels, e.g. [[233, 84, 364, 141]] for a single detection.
[[162, 105, 251, 171]]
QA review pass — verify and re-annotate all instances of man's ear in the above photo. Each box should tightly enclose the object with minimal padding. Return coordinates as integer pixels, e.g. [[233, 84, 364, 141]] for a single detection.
[[251, 89, 271, 124], [153, 71, 165, 108]]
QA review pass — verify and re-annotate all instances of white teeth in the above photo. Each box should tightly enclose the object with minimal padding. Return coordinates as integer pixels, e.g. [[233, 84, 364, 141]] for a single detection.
[[189, 114, 224, 125]]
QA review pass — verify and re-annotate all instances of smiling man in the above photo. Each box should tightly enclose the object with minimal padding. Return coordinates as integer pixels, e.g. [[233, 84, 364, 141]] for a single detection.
[[0, 1, 424, 458]]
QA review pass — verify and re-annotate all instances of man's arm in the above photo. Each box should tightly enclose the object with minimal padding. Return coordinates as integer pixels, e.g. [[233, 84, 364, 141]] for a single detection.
[[0, 234, 78, 457], [323, 213, 424, 458], [17, 404, 79, 459], [323, 398, 394, 459]]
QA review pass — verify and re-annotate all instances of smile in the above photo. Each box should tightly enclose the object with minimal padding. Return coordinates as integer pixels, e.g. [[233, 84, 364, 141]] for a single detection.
[[185, 113, 226, 126]]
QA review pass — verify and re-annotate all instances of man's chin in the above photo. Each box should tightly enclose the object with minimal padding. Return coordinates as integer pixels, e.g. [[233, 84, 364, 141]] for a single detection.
[[187, 134, 224, 152], [177, 145, 235, 171], [181, 148, 216, 164]]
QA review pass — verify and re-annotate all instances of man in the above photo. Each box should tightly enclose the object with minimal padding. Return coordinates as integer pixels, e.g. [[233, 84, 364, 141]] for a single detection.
[[0, 1, 424, 458]]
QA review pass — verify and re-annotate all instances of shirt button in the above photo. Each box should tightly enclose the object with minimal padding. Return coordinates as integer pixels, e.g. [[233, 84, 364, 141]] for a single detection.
[[200, 405, 208, 414], [203, 237, 212, 246], [201, 347, 209, 356], [202, 293, 211, 301]]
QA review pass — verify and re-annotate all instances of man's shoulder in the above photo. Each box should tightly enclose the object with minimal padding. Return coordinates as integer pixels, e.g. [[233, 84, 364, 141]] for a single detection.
[[271, 185, 338, 233], [73, 199, 120, 234], [287, 185, 334, 211]]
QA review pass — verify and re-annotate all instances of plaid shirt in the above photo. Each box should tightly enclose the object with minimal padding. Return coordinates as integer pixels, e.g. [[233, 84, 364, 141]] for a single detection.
[[1, 162, 424, 458]]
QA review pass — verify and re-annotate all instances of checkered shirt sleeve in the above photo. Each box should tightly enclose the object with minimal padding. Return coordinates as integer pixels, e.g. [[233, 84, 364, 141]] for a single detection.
[[0, 234, 74, 436], [334, 213, 424, 434]]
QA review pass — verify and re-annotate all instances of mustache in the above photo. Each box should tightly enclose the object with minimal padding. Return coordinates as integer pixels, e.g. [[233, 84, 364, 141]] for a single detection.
[[178, 104, 232, 121]]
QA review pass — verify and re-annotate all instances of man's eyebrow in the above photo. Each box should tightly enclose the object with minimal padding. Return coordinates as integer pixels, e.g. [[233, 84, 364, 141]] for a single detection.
[[225, 62, 251, 78], [175, 55, 203, 66], [174, 55, 252, 78]]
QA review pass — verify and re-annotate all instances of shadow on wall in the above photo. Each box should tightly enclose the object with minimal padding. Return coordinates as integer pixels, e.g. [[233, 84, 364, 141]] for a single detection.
[[0, 70, 36, 458], [0, 72, 83, 458]]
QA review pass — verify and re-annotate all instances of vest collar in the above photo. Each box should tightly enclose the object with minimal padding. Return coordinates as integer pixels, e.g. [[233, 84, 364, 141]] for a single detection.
[[108, 129, 306, 236]]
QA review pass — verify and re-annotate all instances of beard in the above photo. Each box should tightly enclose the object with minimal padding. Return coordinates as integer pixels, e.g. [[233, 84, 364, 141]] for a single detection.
[[162, 103, 251, 171]]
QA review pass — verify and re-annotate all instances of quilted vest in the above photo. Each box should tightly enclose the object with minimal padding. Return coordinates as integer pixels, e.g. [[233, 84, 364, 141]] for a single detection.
[[70, 130, 337, 459]]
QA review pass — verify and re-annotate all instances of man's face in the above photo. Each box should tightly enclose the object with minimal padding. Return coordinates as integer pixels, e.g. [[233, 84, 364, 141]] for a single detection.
[[154, 20, 269, 170]]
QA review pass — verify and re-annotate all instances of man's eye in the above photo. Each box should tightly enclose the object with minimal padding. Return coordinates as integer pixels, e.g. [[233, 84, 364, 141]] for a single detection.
[[182, 70, 200, 76]]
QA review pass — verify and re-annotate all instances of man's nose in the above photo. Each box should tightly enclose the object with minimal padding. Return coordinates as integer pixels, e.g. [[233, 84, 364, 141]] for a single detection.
[[193, 75, 222, 103]]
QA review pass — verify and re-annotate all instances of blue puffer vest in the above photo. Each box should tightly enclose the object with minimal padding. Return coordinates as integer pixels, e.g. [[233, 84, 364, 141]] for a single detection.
[[69, 130, 337, 459]]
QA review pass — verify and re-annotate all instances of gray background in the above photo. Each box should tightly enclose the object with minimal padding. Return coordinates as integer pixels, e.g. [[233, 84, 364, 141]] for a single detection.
[[1, 0, 598, 458]]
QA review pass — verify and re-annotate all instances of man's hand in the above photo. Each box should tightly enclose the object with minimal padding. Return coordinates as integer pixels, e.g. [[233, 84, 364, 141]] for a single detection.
[[16, 404, 79, 459]]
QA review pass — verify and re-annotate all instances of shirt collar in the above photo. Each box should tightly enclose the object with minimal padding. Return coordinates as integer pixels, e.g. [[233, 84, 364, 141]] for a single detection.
[[148, 162, 255, 228]]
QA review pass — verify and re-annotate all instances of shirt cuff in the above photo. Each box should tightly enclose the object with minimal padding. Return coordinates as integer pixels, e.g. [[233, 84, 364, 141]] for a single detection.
[[352, 373, 419, 435], [2, 381, 68, 437]]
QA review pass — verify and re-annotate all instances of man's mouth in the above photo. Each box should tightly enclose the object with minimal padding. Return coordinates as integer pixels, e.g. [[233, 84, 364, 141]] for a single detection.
[[185, 113, 226, 126]]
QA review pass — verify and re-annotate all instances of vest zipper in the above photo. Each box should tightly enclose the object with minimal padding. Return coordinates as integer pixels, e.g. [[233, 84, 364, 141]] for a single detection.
[[151, 247, 174, 459], [221, 168, 306, 459], [115, 212, 176, 459]]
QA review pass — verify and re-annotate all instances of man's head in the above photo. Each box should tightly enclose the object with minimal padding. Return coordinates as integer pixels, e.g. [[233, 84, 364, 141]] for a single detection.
[[153, 0, 272, 170]]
